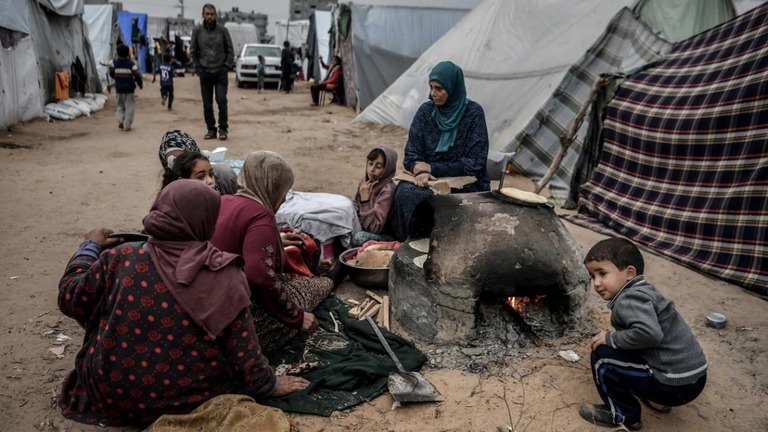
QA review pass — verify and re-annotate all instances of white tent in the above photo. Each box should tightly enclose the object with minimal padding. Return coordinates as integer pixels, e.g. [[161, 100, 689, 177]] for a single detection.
[[226, 22, 259, 57], [83, 4, 114, 90], [274, 19, 310, 48], [355, 0, 636, 138]]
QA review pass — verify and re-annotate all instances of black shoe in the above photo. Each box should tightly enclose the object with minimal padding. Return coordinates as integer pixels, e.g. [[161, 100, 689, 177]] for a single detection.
[[204, 131, 216, 140], [218, 130, 228, 141], [578, 404, 642, 430]]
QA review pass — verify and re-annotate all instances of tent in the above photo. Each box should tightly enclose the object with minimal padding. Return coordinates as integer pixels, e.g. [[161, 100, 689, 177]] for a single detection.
[[83, 4, 118, 90], [305, 11, 332, 83], [354, 0, 639, 147], [576, 3, 768, 296], [1, 0, 102, 130], [274, 19, 310, 49], [226, 22, 259, 58], [349, 4, 472, 110], [356, 0, 738, 194], [117, 11, 149, 73]]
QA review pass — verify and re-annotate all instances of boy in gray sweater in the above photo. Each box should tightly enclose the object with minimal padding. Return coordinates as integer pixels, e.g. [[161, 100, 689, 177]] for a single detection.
[[578, 238, 707, 430]]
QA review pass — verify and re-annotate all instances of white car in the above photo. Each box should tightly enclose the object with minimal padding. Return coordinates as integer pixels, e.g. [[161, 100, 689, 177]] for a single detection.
[[235, 43, 282, 88]]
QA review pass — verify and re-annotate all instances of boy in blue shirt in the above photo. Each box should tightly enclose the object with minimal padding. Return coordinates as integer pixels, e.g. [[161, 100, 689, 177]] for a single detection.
[[152, 53, 175, 110], [109, 44, 143, 131]]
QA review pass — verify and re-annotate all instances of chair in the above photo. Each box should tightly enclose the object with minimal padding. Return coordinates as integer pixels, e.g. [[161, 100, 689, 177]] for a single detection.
[[319, 89, 334, 106]]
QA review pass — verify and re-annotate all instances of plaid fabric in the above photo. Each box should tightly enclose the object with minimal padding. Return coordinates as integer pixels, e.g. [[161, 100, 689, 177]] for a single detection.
[[579, 4, 768, 296], [508, 8, 672, 197]]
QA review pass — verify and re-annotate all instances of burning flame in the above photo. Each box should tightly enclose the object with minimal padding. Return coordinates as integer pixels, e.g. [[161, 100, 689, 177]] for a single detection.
[[505, 295, 547, 312]]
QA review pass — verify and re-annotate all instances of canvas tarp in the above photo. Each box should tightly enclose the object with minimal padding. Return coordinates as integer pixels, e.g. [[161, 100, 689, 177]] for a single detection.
[[275, 19, 310, 49], [83, 4, 115, 90], [306, 11, 332, 83], [507, 8, 673, 197], [634, 0, 736, 42], [1, 0, 101, 129], [350, 4, 471, 109], [354, 0, 637, 151], [577, 4, 768, 295], [117, 11, 149, 73]]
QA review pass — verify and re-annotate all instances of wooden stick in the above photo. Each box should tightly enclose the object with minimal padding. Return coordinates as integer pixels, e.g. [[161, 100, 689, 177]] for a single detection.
[[347, 298, 360, 305], [359, 304, 381, 320], [348, 298, 372, 318], [381, 295, 390, 330], [356, 299, 377, 319], [330, 312, 340, 332], [365, 290, 383, 303]]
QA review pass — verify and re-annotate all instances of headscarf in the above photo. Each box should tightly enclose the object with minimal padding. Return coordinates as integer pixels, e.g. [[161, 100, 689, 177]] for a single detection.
[[428, 61, 469, 153], [142, 180, 250, 339], [358, 145, 398, 197], [158, 130, 200, 169], [235, 151, 295, 266]]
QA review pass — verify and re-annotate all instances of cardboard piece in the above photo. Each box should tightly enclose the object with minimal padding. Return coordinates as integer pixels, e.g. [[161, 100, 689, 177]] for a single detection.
[[394, 172, 476, 195]]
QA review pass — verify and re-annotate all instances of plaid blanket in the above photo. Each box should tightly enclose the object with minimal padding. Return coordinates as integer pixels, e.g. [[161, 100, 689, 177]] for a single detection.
[[508, 8, 672, 198], [579, 4, 768, 296]]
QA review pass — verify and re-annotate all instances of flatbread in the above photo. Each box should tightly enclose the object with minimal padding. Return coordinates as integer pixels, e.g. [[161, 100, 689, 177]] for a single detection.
[[499, 187, 548, 204], [352, 250, 394, 268], [409, 238, 430, 253], [413, 254, 427, 268]]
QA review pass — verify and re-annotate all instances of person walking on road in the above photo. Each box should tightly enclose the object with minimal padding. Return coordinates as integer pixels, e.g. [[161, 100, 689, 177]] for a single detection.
[[190, 3, 235, 141]]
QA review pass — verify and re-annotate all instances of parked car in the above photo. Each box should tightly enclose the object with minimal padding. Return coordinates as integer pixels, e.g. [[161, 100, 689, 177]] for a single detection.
[[235, 43, 282, 88]]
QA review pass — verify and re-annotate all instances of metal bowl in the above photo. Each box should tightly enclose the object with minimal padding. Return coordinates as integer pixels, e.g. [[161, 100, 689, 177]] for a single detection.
[[706, 312, 727, 329], [339, 247, 390, 289]]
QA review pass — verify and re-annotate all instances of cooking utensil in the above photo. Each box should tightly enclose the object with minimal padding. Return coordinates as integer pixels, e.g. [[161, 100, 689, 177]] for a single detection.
[[365, 316, 442, 403], [339, 247, 389, 289]]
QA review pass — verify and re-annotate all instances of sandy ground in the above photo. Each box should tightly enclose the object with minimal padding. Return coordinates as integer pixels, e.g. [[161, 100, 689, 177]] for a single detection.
[[1, 74, 766, 432]]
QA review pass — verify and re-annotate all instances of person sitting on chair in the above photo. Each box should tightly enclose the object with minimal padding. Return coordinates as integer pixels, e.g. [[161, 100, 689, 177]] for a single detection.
[[310, 55, 342, 106]]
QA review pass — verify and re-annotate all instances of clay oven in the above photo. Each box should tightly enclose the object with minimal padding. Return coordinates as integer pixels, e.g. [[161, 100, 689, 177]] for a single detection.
[[389, 192, 590, 346]]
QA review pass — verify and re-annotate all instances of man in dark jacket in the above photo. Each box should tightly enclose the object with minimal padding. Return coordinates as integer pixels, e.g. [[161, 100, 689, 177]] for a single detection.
[[280, 41, 294, 93], [190, 3, 235, 141]]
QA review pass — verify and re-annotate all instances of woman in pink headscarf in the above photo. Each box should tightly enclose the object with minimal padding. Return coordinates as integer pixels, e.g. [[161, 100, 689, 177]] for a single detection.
[[57, 180, 307, 427]]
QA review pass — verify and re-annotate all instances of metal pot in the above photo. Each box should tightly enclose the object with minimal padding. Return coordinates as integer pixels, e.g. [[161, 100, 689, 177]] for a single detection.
[[339, 247, 390, 289]]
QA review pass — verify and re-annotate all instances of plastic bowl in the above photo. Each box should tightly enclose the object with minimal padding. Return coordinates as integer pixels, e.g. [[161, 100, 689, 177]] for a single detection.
[[339, 247, 390, 289], [706, 312, 727, 329]]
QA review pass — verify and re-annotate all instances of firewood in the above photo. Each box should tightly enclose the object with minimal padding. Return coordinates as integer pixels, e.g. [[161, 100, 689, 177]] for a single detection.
[[359, 304, 381, 320], [348, 298, 372, 319], [381, 295, 390, 330], [347, 298, 360, 305], [365, 290, 383, 304], [356, 299, 377, 319]]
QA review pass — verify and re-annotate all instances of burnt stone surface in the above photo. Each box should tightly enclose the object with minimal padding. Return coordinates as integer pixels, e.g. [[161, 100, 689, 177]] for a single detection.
[[390, 192, 589, 344]]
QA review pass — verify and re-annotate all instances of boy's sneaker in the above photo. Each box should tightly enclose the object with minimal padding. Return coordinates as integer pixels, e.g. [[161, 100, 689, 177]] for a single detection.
[[161, 96, 167, 106], [578, 404, 642, 431]]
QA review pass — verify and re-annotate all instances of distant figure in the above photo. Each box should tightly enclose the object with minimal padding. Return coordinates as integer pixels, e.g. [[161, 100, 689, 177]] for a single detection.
[[280, 41, 294, 93], [190, 3, 235, 141], [256, 55, 266, 93], [310, 55, 342, 106], [109, 44, 143, 131], [152, 53, 175, 110]]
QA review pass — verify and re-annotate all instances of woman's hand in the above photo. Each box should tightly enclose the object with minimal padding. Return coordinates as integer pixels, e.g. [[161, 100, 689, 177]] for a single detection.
[[413, 162, 432, 174], [280, 232, 305, 249], [414, 172, 435, 188], [590, 331, 608, 351], [272, 375, 310, 396], [359, 180, 377, 202], [84, 228, 123, 248], [301, 311, 319, 334]]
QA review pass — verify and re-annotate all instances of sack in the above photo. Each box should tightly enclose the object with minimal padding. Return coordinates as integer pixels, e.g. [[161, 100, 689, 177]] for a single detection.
[[44, 103, 80, 120]]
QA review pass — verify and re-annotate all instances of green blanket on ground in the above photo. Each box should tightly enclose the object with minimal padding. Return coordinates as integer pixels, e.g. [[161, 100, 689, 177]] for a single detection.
[[262, 296, 427, 416]]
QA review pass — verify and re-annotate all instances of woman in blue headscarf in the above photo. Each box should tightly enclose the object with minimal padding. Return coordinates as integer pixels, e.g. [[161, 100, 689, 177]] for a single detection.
[[390, 61, 490, 241]]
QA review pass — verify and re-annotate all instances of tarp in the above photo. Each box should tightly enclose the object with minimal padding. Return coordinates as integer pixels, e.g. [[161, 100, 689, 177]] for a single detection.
[[634, 0, 736, 42], [83, 4, 114, 90], [225, 22, 259, 57], [355, 0, 637, 149], [507, 8, 672, 197], [37, 0, 83, 16], [117, 11, 149, 73], [306, 10, 332, 82], [0, 36, 45, 129], [350, 5, 471, 109], [274, 19, 310, 49], [578, 4, 768, 296]]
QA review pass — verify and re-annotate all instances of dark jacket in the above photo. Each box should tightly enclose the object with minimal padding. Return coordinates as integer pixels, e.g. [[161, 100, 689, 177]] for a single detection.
[[109, 57, 143, 94], [190, 22, 235, 72]]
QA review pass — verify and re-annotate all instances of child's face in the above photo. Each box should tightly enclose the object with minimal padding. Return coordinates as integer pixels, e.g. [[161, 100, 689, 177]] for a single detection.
[[188, 159, 216, 190], [366, 155, 386, 182], [585, 260, 635, 301]]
